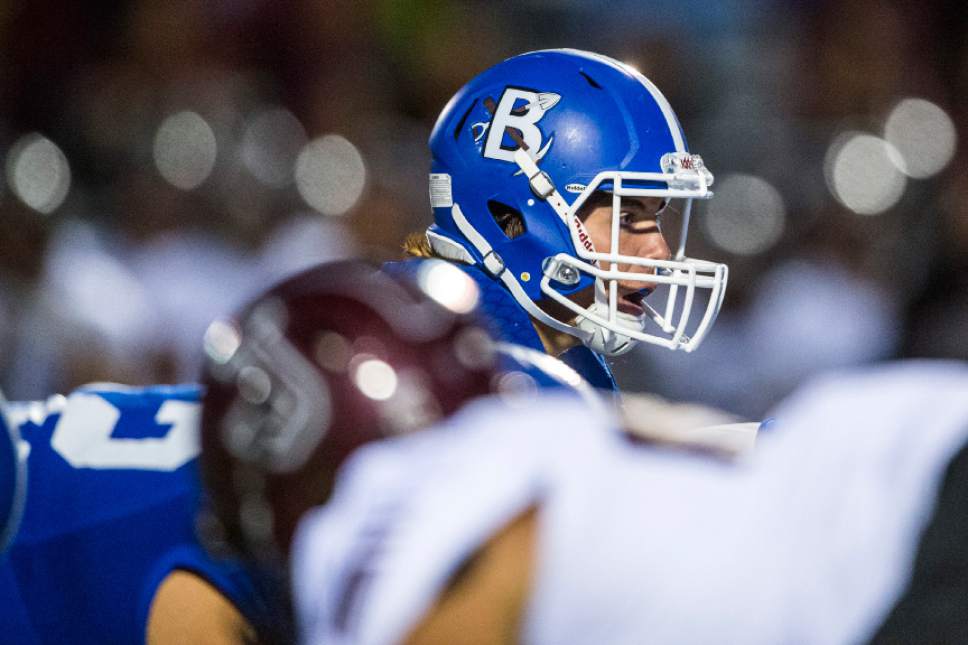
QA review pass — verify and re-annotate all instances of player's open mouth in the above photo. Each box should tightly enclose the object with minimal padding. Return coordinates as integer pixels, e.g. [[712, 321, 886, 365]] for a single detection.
[[617, 290, 647, 317]]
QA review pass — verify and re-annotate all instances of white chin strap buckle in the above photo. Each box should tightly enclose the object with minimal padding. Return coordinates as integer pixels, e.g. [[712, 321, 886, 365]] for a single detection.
[[576, 309, 637, 356], [576, 282, 643, 357], [514, 148, 570, 218]]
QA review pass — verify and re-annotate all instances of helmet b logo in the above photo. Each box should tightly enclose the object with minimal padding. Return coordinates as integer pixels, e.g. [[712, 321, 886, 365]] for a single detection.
[[482, 88, 560, 164]]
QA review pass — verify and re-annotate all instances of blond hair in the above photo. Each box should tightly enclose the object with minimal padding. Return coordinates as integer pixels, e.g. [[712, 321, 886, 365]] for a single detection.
[[402, 232, 435, 258]]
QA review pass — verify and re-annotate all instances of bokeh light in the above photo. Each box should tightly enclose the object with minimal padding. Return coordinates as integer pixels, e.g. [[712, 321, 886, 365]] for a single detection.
[[295, 134, 367, 216], [416, 260, 480, 314], [884, 98, 957, 179], [824, 132, 907, 215], [496, 370, 538, 399], [5, 134, 72, 214], [702, 173, 786, 255], [315, 331, 352, 373], [353, 358, 398, 400], [203, 319, 242, 365], [237, 365, 273, 405], [454, 327, 495, 370], [240, 108, 307, 188], [153, 111, 218, 190]]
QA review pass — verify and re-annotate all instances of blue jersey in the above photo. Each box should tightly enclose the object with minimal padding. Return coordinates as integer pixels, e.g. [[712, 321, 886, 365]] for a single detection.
[[383, 258, 618, 394], [0, 384, 266, 644]]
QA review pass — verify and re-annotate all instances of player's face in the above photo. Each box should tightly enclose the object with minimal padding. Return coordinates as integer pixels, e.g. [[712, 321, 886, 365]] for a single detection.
[[570, 194, 671, 315]]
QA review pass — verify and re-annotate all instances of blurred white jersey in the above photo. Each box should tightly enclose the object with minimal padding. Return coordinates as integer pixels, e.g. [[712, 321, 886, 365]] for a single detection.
[[291, 393, 619, 645], [527, 361, 968, 645], [293, 361, 968, 645]]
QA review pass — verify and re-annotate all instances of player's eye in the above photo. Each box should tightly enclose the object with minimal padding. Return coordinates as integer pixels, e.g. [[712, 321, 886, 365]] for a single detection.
[[619, 209, 651, 226]]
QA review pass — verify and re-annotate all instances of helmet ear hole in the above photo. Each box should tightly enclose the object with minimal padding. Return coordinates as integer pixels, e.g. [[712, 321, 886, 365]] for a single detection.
[[487, 200, 526, 239]]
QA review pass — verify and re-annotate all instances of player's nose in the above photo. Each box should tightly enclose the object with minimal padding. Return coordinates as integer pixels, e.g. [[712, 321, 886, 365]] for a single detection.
[[618, 230, 671, 287]]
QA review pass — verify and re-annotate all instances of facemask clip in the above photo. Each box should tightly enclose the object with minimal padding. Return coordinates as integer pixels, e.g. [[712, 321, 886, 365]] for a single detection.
[[542, 257, 580, 286]]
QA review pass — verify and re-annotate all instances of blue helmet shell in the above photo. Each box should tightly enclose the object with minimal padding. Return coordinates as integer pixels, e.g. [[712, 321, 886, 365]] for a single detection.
[[428, 49, 689, 302]]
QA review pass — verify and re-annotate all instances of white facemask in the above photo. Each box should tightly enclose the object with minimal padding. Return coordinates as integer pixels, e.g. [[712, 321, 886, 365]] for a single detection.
[[514, 148, 729, 354]]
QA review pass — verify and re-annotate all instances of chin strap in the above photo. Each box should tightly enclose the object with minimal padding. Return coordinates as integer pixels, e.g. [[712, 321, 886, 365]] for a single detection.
[[513, 148, 572, 222]]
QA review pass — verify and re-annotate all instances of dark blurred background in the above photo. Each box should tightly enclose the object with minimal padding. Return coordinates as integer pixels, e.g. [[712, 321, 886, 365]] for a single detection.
[[1, 0, 965, 418]]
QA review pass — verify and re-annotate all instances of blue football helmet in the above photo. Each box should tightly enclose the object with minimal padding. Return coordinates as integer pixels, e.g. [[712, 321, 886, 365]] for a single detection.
[[0, 390, 27, 554], [426, 49, 727, 354]]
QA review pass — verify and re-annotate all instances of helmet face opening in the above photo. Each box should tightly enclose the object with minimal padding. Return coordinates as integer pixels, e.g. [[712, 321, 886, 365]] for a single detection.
[[428, 48, 729, 355]]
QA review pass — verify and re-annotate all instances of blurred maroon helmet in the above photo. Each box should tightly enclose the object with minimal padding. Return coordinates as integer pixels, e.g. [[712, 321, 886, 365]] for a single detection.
[[198, 259, 496, 563]]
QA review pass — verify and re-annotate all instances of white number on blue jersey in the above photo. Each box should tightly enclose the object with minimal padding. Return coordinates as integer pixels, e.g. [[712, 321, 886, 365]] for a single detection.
[[50, 392, 199, 471]]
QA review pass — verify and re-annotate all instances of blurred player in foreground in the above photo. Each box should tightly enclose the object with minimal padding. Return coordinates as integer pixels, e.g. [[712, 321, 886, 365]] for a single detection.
[[0, 383, 266, 643], [197, 259, 968, 643], [198, 259, 503, 643], [391, 48, 728, 395], [293, 361, 968, 644]]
